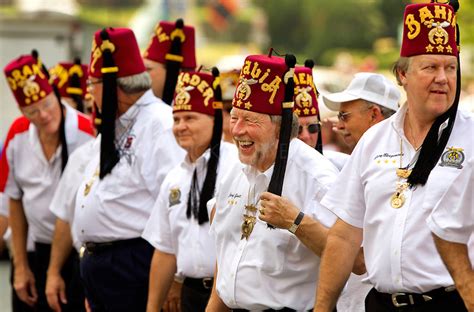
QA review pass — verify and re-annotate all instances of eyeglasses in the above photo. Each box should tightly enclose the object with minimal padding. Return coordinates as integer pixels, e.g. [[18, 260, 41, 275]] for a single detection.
[[86, 79, 103, 87], [337, 111, 353, 122], [22, 97, 56, 119], [298, 123, 321, 135], [337, 105, 373, 122]]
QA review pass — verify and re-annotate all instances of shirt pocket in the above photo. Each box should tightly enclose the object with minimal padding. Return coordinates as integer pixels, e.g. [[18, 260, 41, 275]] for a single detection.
[[248, 218, 291, 274]]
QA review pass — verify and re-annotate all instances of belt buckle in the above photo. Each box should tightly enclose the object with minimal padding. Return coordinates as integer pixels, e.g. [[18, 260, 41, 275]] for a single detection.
[[391, 292, 413, 307], [202, 277, 213, 290], [79, 246, 86, 259]]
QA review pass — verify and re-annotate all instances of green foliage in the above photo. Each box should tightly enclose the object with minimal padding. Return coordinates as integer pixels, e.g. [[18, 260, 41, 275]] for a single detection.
[[254, 0, 386, 64], [79, 5, 138, 27]]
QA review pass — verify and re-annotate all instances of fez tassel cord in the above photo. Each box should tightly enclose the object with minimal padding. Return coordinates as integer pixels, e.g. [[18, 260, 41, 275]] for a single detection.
[[267, 53, 296, 229]]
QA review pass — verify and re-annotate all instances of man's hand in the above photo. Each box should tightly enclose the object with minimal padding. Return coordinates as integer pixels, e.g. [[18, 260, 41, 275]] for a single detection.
[[163, 280, 182, 312], [46, 271, 67, 311], [258, 192, 299, 229], [13, 265, 38, 307]]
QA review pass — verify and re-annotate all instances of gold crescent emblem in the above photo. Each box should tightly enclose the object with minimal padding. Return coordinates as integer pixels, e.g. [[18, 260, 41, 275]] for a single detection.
[[428, 21, 450, 46], [236, 78, 257, 102], [295, 87, 313, 108], [23, 79, 40, 97]]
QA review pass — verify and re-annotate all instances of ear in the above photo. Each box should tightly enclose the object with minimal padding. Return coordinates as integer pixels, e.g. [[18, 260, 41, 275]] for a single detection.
[[371, 105, 384, 123], [398, 67, 408, 86]]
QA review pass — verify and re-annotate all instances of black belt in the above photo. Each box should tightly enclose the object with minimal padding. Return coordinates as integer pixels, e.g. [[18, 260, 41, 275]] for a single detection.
[[373, 285, 457, 308], [183, 277, 213, 293], [83, 237, 143, 254]]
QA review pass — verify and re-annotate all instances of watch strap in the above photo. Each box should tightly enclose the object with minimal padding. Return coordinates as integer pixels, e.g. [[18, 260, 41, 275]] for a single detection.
[[288, 211, 305, 234]]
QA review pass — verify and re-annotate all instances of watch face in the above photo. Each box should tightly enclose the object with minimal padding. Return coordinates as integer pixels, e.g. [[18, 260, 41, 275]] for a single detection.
[[288, 224, 298, 234]]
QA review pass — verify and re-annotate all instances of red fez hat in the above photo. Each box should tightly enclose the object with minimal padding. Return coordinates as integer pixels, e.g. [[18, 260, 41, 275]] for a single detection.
[[50, 62, 89, 99], [232, 54, 290, 116], [173, 71, 217, 116], [401, 3, 457, 57], [4, 55, 53, 107], [89, 27, 146, 78], [293, 65, 318, 117], [144, 20, 196, 69]]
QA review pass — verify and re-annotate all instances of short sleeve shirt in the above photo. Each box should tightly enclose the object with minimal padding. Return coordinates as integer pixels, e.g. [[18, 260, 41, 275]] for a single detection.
[[142, 142, 239, 278], [321, 105, 474, 293], [210, 139, 338, 310]]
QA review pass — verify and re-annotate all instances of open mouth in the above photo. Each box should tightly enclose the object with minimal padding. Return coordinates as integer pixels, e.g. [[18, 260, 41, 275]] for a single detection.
[[237, 140, 254, 151], [430, 90, 447, 95]]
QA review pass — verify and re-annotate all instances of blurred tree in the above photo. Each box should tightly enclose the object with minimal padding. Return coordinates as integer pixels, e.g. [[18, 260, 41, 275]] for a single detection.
[[254, 0, 385, 64]]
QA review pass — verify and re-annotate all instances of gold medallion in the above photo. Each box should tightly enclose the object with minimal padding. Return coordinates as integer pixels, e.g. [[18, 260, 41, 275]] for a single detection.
[[244, 204, 257, 213], [396, 168, 412, 179], [241, 214, 256, 240], [390, 192, 405, 209]]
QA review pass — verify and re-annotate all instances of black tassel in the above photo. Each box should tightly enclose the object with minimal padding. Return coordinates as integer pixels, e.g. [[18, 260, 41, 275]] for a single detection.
[[267, 54, 296, 228], [69, 57, 84, 113], [99, 29, 120, 179], [162, 19, 185, 105], [304, 59, 323, 154], [194, 67, 223, 224], [31, 50, 69, 173]]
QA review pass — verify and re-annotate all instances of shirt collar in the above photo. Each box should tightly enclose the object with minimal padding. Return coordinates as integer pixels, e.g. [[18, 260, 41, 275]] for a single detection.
[[182, 148, 211, 172], [390, 103, 451, 140], [116, 89, 156, 127]]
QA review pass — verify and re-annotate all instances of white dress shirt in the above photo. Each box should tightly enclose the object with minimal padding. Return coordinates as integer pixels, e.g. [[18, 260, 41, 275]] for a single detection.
[[50, 138, 99, 251], [74, 90, 185, 243], [427, 157, 474, 263], [3, 104, 94, 243], [324, 150, 350, 171], [322, 105, 474, 293], [143, 142, 239, 278], [211, 138, 338, 311]]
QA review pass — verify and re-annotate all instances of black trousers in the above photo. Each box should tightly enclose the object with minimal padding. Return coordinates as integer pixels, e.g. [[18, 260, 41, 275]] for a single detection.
[[365, 287, 468, 312], [79, 238, 154, 312], [34, 242, 85, 312], [180, 282, 211, 312]]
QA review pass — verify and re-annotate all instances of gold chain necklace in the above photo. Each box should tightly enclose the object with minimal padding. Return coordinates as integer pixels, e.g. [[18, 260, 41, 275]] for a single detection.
[[391, 139, 412, 209], [241, 185, 258, 240]]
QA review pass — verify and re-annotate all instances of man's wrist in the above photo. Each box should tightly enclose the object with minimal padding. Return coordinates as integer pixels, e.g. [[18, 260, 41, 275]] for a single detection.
[[174, 274, 184, 284]]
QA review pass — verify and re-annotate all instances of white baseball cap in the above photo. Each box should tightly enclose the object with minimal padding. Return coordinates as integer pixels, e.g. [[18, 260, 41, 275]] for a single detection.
[[322, 72, 400, 111]]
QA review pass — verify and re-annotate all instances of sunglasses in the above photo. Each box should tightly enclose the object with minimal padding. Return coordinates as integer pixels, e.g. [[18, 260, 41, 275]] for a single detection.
[[86, 79, 103, 87], [298, 123, 321, 135]]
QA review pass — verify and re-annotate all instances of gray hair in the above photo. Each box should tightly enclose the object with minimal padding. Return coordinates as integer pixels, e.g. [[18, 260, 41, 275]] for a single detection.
[[269, 112, 299, 139], [392, 57, 411, 86], [365, 100, 396, 119], [117, 71, 152, 93]]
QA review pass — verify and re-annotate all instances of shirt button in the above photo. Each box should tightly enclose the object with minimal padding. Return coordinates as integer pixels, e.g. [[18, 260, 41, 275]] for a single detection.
[[81, 205, 84, 209], [81, 230, 84, 234]]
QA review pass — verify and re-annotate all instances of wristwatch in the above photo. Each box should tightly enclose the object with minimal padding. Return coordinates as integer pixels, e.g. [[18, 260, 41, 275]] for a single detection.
[[288, 211, 305, 234]]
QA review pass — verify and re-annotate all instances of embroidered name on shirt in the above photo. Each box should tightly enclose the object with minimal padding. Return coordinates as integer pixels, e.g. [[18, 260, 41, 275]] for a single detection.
[[374, 152, 403, 164], [439, 146, 464, 169], [227, 193, 242, 205]]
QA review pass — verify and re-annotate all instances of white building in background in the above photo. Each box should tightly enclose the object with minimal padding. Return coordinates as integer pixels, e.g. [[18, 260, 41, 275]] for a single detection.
[[16, 0, 79, 15]]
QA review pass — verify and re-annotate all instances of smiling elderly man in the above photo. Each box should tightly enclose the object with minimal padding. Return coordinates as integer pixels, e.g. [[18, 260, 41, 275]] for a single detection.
[[206, 53, 340, 311]]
